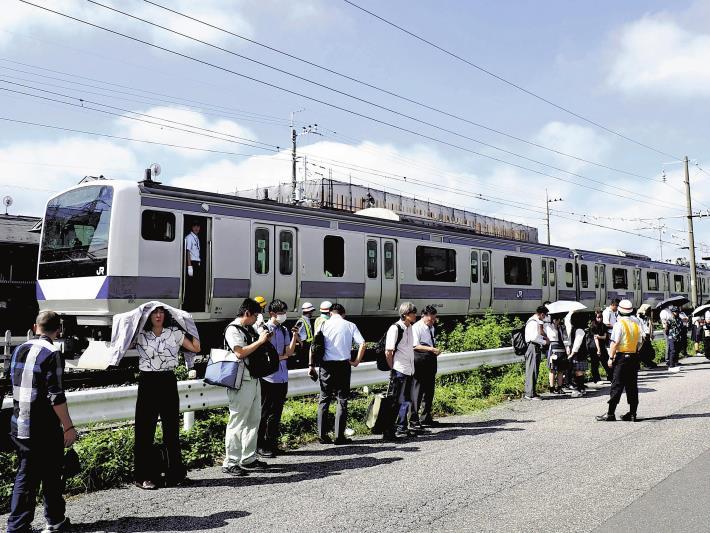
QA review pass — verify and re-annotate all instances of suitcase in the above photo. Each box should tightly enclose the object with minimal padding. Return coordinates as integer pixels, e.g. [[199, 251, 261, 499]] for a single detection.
[[365, 393, 394, 434]]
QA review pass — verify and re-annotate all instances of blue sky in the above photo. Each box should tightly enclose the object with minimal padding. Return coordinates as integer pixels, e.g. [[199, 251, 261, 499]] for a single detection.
[[1, 0, 710, 261]]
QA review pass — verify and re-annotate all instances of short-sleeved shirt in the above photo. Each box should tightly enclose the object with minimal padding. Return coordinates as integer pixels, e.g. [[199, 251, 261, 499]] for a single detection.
[[386, 320, 414, 375], [185, 232, 201, 262], [602, 307, 618, 330], [136, 327, 185, 372], [525, 316, 546, 344], [10, 336, 66, 439], [412, 320, 436, 350], [225, 319, 256, 381], [263, 321, 290, 383], [321, 314, 364, 362], [660, 308, 672, 326]]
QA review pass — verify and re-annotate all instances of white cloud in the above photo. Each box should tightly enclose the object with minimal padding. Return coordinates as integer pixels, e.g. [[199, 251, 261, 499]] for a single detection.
[[606, 12, 710, 97], [114, 106, 259, 159], [533, 122, 612, 174]]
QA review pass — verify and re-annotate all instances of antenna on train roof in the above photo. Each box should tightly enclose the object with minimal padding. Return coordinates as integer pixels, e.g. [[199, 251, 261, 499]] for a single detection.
[[141, 163, 162, 185]]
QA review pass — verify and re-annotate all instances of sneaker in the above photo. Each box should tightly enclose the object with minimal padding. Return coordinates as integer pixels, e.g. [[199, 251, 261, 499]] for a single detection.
[[523, 395, 541, 400], [420, 419, 440, 427], [240, 459, 269, 471], [382, 433, 402, 442], [42, 517, 71, 532], [668, 367, 681, 373], [394, 429, 410, 439], [134, 480, 158, 490], [257, 447, 275, 458], [318, 436, 333, 445], [333, 437, 353, 445], [595, 413, 616, 422], [621, 412, 638, 422], [570, 390, 583, 398], [221, 465, 248, 477]]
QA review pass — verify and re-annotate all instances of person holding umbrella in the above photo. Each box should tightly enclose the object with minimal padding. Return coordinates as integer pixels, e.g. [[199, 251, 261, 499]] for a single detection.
[[665, 307, 683, 373], [596, 299, 643, 422]]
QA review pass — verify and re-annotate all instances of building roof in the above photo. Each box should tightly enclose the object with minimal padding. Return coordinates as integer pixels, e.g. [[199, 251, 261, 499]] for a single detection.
[[0, 214, 41, 245]]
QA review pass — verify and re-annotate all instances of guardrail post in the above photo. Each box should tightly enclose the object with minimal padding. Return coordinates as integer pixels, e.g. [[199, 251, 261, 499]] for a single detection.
[[183, 411, 195, 432], [2, 330, 11, 378]]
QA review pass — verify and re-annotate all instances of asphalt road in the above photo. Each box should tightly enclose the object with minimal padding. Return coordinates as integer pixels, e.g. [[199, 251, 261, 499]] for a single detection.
[[6, 357, 710, 532]]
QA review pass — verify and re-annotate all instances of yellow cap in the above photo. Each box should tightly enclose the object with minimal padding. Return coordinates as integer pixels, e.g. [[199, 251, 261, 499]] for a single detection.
[[254, 296, 267, 309]]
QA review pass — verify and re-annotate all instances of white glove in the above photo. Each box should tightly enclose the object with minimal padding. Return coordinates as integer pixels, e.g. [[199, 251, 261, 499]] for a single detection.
[[187, 266, 194, 277]]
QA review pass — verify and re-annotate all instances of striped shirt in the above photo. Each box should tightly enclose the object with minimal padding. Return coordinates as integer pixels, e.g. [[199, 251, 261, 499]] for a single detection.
[[10, 336, 66, 439]]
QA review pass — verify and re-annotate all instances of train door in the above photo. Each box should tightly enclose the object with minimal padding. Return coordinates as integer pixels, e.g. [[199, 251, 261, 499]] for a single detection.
[[541, 257, 557, 303], [181, 215, 212, 314], [593, 265, 604, 308], [468, 249, 492, 311], [250, 223, 298, 309], [363, 237, 398, 313], [633, 268, 642, 306]]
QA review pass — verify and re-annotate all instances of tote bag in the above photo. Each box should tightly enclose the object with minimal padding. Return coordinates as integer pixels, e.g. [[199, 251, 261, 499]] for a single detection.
[[204, 326, 245, 389]]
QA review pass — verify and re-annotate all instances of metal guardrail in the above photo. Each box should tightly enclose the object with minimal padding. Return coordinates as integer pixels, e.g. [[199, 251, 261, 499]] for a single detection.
[[1, 347, 523, 427]]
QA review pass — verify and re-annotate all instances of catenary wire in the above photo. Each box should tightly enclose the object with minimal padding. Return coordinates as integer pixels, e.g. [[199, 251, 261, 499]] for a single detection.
[[342, 0, 682, 161], [140, 0, 656, 183], [18, 0, 686, 212]]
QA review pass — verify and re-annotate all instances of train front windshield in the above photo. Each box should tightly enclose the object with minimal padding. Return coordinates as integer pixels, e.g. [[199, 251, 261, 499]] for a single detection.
[[39, 185, 113, 279]]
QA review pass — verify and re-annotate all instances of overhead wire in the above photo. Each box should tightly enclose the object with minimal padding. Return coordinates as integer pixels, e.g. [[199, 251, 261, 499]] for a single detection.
[[18, 0, 686, 212], [83, 0, 685, 210], [342, 0, 682, 161], [140, 0, 656, 184]]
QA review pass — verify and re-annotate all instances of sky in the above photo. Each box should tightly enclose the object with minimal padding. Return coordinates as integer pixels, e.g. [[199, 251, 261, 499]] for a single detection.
[[1, 0, 710, 262]]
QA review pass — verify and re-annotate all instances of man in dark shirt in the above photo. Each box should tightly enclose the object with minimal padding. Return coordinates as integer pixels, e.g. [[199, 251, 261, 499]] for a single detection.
[[7, 310, 77, 533]]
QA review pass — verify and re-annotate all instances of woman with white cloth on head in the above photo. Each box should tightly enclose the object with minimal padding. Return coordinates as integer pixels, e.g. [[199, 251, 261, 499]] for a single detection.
[[133, 305, 200, 490]]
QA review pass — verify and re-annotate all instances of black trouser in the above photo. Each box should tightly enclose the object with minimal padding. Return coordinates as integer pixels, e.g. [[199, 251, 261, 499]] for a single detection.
[[134, 371, 185, 483], [317, 361, 351, 440], [411, 351, 437, 424], [184, 261, 204, 312], [590, 344, 612, 382], [607, 354, 639, 416], [258, 380, 288, 451], [385, 370, 414, 436], [7, 428, 65, 533], [679, 326, 688, 355]]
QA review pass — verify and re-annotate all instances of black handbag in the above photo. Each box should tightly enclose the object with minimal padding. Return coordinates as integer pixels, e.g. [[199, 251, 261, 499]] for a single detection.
[[310, 330, 325, 366]]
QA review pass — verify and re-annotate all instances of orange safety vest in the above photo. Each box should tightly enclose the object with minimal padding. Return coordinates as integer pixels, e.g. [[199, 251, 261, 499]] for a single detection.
[[617, 318, 640, 353]]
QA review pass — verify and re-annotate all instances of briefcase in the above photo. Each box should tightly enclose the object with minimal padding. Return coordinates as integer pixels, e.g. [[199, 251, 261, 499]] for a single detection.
[[365, 393, 394, 434]]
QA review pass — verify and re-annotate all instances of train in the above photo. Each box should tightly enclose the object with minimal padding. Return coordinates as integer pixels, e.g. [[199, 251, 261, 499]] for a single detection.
[[35, 177, 707, 364]]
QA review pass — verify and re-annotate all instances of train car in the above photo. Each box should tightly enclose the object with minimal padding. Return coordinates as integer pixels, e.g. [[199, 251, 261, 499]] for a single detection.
[[34, 178, 701, 363]]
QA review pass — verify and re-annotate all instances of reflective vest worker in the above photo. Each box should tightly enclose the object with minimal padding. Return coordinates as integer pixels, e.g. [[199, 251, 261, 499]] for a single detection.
[[298, 302, 315, 344], [596, 299, 643, 422]]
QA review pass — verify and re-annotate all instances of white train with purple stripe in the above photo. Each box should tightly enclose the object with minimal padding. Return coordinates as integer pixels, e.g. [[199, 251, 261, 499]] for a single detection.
[[35, 178, 708, 357]]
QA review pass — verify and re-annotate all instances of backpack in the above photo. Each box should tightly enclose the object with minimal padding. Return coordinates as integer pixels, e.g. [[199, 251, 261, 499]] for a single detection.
[[511, 325, 528, 356], [310, 330, 325, 366], [374, 322, 405, 371], [233, 324, 280, 378]]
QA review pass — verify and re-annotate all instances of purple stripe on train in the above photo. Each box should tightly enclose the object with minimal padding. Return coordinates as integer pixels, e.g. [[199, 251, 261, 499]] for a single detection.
[[400, 284, 470, 300], [300, 281, 365, 298], [557, 290, 576, 300], [36, 282, 45, 302], [493, 288, 543, 300], [96, 276, 181, 300], [213, 278, 250, 299]]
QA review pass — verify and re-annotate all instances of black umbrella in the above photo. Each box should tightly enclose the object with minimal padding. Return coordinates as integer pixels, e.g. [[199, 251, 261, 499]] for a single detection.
[[654, 295, 689, 310]]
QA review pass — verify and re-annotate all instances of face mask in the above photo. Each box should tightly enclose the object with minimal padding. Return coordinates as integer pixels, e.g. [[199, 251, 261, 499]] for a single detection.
[[276, 313, 288, 324]]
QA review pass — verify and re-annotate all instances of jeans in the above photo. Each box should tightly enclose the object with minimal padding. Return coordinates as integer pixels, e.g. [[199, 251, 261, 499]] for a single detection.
[[7, 429, 66, 533], [386, 370, 414, 435], [667, 338, 678, 368]]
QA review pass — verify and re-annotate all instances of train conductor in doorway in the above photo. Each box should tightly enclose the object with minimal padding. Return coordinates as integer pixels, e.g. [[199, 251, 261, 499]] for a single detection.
[[184, 220, 204, 312]]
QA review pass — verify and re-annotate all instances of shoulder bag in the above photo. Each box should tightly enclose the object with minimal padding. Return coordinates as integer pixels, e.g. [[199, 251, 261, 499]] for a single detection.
[[204, 325, 245, 389]]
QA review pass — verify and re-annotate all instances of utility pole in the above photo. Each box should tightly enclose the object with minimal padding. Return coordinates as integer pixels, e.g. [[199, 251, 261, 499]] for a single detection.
[[545, 189, 563, 245], [289, 110, 320, 204], [684, 155, 699, 307]]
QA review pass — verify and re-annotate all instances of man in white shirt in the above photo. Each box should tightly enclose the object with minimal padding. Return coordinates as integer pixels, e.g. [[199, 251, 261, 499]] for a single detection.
[[410, 305, 440, 428], [602, 299, 620, 342], [523, 305, 549, 400], [183, 221, 203, 311], [316, 303, 366, 445], [659, 305, 673, 364], [383, 302, 418, 441]]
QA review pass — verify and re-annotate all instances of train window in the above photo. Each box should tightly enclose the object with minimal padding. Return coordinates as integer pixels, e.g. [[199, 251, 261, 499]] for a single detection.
[[324, 236, 345, 277], [254, 228, 269, 274], [141, 210, 175, 242], [647, 272, 659, 291], [594, 266, 599, 288], [366, 240, 378, 279], [471, 251, 479, 284], [416, 246, 456, 282], [674, 274, 684, 292], [581, 265, 588, 288], [482, 251, 490, 284], [612, 268, 627, 289], [565, 263, 574, 288], [600, 266, 605, 288], [664, 273, 669, 292], [384, 242, 395, 279], [549, 261, 556, 287], [279, 231, 293, 275], [504, 256, 532, 285], [541, 259, 547, 286]]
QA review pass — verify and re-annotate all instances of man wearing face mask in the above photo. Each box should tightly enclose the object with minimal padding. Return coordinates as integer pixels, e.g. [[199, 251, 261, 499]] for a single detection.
[[257, 299, 299, 458]]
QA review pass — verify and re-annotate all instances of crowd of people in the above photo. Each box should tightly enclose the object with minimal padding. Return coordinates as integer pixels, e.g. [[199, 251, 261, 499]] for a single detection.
[[9, 294, 710, 532]]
